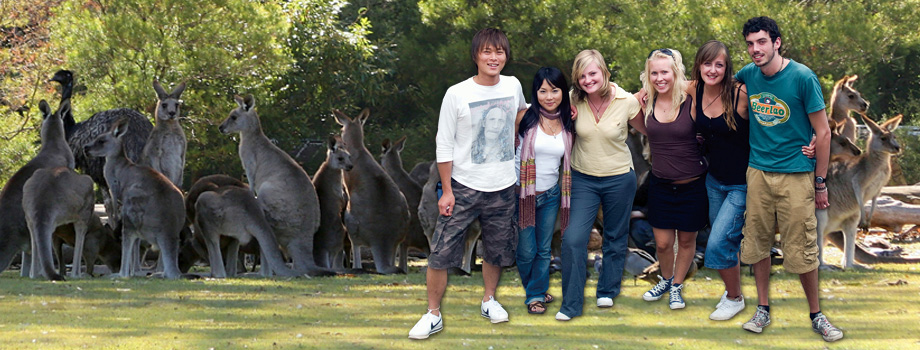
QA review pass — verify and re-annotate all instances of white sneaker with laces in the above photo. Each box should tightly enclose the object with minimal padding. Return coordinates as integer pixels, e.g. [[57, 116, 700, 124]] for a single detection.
[[480, 296, 509, 323], [597, 297, 613, 308], [555, 312, 571, 321], [408, 311, 443, 340], [710, 292, 745, 320]]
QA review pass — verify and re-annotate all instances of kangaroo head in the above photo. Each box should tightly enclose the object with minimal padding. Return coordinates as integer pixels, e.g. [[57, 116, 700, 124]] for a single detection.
[[38, 99, 68, 142], [381, 135, 407, 167], [85, 119, 129, 158], [327, 134, 353, 171], [333, 108, 370, 150], [152, 80, 186, 121], [220, 94, 258, 134], [860, 113, 902, 155], [832, 75, 869, 115], [828, 118, 861, 157]]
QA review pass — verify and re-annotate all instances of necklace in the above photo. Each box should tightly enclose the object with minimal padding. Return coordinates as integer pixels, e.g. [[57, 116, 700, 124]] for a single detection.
[[704, 91, 722, 111], [587, 96, 609, 120], [541, 117, 558, 138]]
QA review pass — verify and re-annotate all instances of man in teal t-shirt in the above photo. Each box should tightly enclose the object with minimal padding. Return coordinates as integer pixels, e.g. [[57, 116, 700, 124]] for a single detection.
[[733, 16, 842, 342]]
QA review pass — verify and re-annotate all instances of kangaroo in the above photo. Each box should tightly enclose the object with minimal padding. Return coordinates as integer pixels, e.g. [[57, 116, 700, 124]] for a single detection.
[[0, 100, 74, 276], [193, 185, 300, 278], [22, 167, 94, 280], [141, 80, 187, 188], [52, 214, 120, 277], [84, 120, 185, 278], [817, 114, 902, 269], [334, 109, 409, 274], [827, 75, 870, 143], [418, 161, 482, 274], [219, 95, 331, 276], [828, 118, 862, 161], [312, 135, 353, 271], [380, 136, 428, 256]]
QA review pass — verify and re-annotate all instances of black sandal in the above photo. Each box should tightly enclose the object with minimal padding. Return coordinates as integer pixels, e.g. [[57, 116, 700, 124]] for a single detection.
[[544, 293, 555, 304], [527, 300, 546, 314]]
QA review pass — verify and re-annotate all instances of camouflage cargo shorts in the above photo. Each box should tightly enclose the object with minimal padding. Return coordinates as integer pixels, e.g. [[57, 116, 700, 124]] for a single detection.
[[428, 179, 517, 270]]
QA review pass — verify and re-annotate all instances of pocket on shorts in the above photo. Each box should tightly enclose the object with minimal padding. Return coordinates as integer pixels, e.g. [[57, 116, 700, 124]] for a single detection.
[[802, 215, 819, 264]]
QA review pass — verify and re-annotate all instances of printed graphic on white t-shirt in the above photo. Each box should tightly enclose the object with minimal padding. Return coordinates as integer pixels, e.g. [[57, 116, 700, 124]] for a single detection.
[[469, 96, 515, 164]]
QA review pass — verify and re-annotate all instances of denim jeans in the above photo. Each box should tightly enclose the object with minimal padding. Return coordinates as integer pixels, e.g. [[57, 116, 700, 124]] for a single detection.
[[559, 169, 636, 318], [704, 173, 747, 270], [516, 183, 561, 305]]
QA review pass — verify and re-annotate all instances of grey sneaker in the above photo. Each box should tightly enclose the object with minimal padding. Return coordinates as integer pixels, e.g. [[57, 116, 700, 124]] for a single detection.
[[643, 275, 672, 301], [811, 313, 843, 342], [742, 307, 771, 333]]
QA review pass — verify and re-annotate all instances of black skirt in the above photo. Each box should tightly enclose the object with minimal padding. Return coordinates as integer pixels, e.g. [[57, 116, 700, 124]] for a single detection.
[[647, 172, 709, 232]]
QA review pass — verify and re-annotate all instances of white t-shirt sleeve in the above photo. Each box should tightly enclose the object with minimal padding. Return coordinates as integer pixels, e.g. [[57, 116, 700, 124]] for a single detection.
[[435, 90, 458, 163]]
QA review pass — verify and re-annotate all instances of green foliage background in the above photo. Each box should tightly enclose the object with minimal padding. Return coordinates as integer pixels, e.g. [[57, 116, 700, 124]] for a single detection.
[[2, 0, 920, 187]]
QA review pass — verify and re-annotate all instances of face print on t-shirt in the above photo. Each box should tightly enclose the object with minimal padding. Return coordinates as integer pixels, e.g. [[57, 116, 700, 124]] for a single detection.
[[469, 97, 515, 164]]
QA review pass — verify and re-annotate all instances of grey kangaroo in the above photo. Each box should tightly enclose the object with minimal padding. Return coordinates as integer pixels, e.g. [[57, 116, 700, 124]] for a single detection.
[[313, 135, 353, 271], [84, 120, 185, 279], [141, 80, 187, 188], [335, 109, 409, 274], [22, 167, 94, 280], [219, 95, 332, 276], [380, 136, 428, 256], [0, 100, 74, 276]]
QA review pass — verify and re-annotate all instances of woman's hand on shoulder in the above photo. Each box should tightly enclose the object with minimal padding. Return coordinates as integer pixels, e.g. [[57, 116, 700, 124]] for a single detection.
[[634, 88, 648, 110], [571, 104, 578, 120], [736, 83, 749, 120], [803, 135, 817, 158]]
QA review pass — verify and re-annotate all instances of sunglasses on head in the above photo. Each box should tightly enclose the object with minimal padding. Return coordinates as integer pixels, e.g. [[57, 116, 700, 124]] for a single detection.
[[648, 48, 675, 59]]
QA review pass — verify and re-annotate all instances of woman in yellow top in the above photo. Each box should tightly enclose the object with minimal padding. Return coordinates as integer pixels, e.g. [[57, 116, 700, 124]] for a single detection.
[[556, 50, 647, 321]]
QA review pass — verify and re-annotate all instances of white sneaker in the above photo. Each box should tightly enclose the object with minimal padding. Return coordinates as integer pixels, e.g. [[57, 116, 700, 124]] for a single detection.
[[480, 296, 509, 323], [408, 311, 443, 340], [597, 297, 613, 308], [710, 292, 745, 321], [555, 312, 571, 321]]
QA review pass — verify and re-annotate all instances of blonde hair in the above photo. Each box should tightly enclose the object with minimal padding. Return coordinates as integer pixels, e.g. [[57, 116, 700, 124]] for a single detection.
[[571, 50, 612, 103], [640, 49, 688, 119]]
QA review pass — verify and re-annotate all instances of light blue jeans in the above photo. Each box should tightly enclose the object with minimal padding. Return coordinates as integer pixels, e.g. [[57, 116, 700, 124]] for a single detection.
[[704, 173, 747, 270], [516, 183, 561, 305], [559, 169, 636, 318]]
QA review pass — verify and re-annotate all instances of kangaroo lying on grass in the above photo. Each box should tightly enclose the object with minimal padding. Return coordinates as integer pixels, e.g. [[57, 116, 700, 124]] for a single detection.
[[85, 120, 185, 279], [187, 175, 299, 278], [0, 100, 74, 277], [220, 95, 332, 276]]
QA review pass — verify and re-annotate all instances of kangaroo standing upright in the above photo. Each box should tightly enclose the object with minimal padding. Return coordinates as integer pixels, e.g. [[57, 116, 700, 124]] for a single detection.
[[219, 95, 331, 276], [22, 167, 94, 280], [84, 121, 185, 279], [827, 75, 870, 143], [380, 136, 428, 256], [313, 135, 353, 271], [817, 114, 902, 269], [0, 100, 75, 276], [141, 80, 187, 188], [335, 109, 409, 274]]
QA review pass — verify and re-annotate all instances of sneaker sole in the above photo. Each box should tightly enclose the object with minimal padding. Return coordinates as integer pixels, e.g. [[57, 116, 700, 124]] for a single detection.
[[643, 294, 664, 301], [481, 312, 509, 323], [814, 329, 844, 342], [408, 325, 443, 340], [742, 321, 770, 333], [669, 303, 686, 310], [710, 308, 744, 321]]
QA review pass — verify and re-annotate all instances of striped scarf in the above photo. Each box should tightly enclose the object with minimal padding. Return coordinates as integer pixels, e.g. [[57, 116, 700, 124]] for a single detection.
[[518, 125, 573, 233]]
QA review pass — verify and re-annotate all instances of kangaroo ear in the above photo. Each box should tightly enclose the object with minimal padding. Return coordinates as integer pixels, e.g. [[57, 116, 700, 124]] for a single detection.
[[332, 109, 350, 126], [112, 119, 129, 138], [846, 75, 859, 87], [234, 95, 246, 109], [171, 82, 187, 98], [242, 94, 256, 111], [39, 100, 51, 119], [381, 138, 391, 152], [58, 99, 72, 120], [858, 113, 883, 134], [153, 80, 168, 99], [327, 135, 338, 150], [883, 114, 902, 132], [395, 135, 407, 153], [357, 108, 370, 125]]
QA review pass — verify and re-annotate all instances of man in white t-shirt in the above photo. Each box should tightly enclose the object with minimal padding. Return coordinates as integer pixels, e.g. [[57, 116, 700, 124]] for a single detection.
[[408, 28, 527, 340]]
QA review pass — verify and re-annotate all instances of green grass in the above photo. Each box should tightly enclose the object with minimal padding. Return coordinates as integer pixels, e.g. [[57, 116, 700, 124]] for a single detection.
[[1, 254, 918, 350]]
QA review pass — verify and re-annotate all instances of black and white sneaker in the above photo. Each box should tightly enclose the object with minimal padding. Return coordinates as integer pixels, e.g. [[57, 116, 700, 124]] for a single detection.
[[481, 296, 509, 323]]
